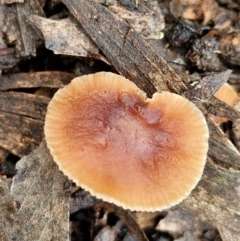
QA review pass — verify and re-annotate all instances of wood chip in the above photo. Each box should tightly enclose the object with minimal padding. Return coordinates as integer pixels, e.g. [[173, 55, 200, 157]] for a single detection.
[[183, 70, 232, 101], [0, 111, 43, 156], [30, 15, 107, 61], [4, 0, 44, 57], [0, 71, 76, 90], [0, 92, 49, 120], [0, 0, 23, 3]]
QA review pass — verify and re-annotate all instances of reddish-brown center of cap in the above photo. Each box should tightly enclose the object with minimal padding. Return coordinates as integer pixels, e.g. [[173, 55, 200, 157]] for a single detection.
[[45, 72, 208, 211]]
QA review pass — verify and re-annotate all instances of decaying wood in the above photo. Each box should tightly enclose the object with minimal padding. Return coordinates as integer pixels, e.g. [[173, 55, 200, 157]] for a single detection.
[[0, 48, 20, 69], [0, 92, 49, 120], [61, 0, 187, 96], [60, 0, 240, 238], [183, 70, 232, 101], [205, 115, 240, 168], [0, 71, 76, 157], [180, 159, 240, 234], [0, 90, 49, 156], [0, 142, 70, 241], [4, 0, 44, 57], [0, 0, 23, 3], [0, 111, 43, 157], [108, 3, 165, 40], [0, 71, 76, 90]]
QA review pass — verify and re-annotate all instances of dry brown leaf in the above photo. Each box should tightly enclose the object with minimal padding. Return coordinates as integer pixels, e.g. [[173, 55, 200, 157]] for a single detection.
[[0, 142, 70, 241]]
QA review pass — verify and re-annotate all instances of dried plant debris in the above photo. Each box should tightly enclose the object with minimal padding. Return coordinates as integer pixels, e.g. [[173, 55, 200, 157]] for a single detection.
[[170, 0, 237, 28], [0, 142, 70, 241], [167, 18, 199, 47], [0, 48, 20, 70], [0, 71, 76, 90], [0, 0, 23, 3], [0, 111, 43, 157], [0, 90, 49, 156], [0, 8, 19, 72], [93, 220, 124, 241], [183, 70, 232, 101], [186, 32, 223, 72], [30, 15, 108, 62], [219, 31, 240, 66], [108, 1, 165, 40], [3, 0, 44, 57], [156, 207, 216, 240], [0, 92, 49, 120]]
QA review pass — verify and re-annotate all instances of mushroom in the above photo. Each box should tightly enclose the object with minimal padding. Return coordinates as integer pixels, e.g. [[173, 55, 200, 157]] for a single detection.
[[44, 72, 209, 211], [213, 83, 240, 124]]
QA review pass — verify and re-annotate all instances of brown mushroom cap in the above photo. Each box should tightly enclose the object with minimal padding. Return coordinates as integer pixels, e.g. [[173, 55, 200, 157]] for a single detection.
[[44, 72, 209, 211]]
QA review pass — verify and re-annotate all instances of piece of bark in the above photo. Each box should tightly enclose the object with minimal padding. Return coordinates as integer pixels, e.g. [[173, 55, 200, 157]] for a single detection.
[[0, 142, 70, 241], [203, 112, 240, 169], [0, 48, 20, 70], [4, 0, 44, 57], [62, 0, 187, 96], [0, 92, 50, 120], [180, 159, 240, 236], [183, 70, 232, 101], [29, 15, 108, 63], [0, 111, 43, 157], [0, 71, 76, 90], [108, 2, 165, 40], [0, 0, 23, 3], [202, 96, 240, 123]]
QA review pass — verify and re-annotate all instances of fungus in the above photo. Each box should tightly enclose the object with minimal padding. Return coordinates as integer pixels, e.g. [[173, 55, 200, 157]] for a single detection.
[[213, 83, 240, 124], [44, 72, 209, 211]]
